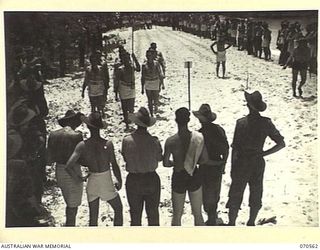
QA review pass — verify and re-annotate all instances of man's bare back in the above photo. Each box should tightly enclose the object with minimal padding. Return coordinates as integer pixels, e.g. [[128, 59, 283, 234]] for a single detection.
[[164, 132, 191, 172], [72, 138, 116, 173]]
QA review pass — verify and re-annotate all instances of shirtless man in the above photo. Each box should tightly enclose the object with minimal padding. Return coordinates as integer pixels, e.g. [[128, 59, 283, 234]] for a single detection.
[[66, 112, 123, 226], [47, 110, 83, 226], [150, 42, 166, 79], [82, 52, 109, 118], [210, 36, 232, 78], [163, 107, 207, 226], [141, 49, 164, 116], [114, 52, 140, 130]]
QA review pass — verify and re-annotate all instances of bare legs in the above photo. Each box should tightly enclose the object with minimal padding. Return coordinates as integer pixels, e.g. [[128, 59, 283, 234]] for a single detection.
[[88, 195, 123, 226], [171, 187, 205, 226]]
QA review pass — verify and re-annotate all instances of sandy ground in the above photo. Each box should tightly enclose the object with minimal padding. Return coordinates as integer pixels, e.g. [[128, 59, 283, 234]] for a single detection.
[[43, 25, 318, 227]]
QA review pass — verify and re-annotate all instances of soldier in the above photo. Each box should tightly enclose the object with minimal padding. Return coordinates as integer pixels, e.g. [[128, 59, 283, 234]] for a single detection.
[[114, 52, 140, 130], [193, 104, 229, 225], [82, 51, 110, 118], [227, 91, 285, 226], [141, 49, 164, 117]]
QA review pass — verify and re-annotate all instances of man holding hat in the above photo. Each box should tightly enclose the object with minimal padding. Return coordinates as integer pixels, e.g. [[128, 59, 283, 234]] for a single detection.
[[193, 104, 229, 226], [121, 107, 163, 226], [226, 91, 285, 226], [47, 110, 84, 226], [66, 112, 123, 226]]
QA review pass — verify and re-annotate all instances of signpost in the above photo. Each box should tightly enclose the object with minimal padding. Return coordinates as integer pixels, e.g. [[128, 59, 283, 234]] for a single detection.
[[184, 61, 193, 110]]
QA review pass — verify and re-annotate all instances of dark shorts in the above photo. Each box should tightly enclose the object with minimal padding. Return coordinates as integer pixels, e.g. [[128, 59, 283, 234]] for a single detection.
[[89, 95, 105, 108], [172, 168, 202, 194]]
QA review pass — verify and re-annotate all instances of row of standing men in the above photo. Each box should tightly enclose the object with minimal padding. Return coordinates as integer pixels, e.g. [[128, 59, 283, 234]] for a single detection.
[[47, 87, 285, 226]]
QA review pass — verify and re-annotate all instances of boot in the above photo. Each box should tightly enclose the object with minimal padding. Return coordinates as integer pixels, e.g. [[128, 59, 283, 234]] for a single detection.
[[228, 208, 239, 226], [298, 87, 303, 97], [246, 207, 260, 226]]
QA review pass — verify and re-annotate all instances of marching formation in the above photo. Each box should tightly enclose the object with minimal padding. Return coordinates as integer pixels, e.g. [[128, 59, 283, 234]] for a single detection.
[[7, 12, 316, 227]]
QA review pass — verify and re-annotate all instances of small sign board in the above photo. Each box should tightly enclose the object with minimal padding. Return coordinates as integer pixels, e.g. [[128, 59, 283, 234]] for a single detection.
[[184, 61, 192, 68]]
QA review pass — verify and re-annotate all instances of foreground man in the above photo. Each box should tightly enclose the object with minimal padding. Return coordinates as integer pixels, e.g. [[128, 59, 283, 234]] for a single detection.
[[163, 107, 207, 226], [226, 91, 285, 226], [193, 104, 229, 226], [66, 112, 123, 226], [47, 110, 83, 226], [122, 107, 163, 226]]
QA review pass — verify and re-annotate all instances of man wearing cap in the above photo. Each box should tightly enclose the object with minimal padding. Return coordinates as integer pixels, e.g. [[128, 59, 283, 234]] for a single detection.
[[141, 49, 164, 117], [283, 38, 311, 97], [193, 104, 229, 226], [226, 91, 285, 226], [114, 51, 140, 130], [82, 51, 109, 118], [121, 107, 163, 226], [66, 112, 123, 226], [47, 110, 84, 226], [163, 107, 208, 226]]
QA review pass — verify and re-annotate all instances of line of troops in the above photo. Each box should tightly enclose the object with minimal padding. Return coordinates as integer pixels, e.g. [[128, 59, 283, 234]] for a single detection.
[[7, 50, 286, 226]]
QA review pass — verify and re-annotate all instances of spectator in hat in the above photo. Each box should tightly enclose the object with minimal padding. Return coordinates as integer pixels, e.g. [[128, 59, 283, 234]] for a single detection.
[[8, 103, 46, 204], [66, 112, 123, 226], [121, 107, 163, 226], [283, 38, 311, 97], [82, 51, 110, 118], [47, 110, 84, 226], [226, 91, 285, 226], [163, 107, 208, 226], [193, 104, 229, 225]]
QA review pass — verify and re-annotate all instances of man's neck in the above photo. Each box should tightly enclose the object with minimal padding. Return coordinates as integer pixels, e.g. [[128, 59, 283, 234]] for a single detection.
[[178, 125, 190, 134], [90, 129, 101, 139]]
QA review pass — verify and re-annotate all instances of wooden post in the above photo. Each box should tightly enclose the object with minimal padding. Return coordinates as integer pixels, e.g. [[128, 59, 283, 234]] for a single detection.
[[132, 25, 134, 54], [185, 61, 192, 110]]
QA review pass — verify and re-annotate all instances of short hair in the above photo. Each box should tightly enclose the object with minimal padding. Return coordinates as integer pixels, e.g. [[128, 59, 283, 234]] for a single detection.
[[175, 107, 190, 125]]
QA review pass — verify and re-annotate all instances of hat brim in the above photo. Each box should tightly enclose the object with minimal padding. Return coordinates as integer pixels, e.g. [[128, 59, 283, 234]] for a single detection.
[[244, 91, 267, 112], [8, 108, 37, 127], [81, 115, 107, 129], [128, 113, 156, 128], [58, 112, 83, 127], [192, 111, 217, 123]]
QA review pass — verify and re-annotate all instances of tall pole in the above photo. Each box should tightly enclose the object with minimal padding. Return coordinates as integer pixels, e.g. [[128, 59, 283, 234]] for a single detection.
[[132, 26, 134, 54], [188, 66, 191, 110]]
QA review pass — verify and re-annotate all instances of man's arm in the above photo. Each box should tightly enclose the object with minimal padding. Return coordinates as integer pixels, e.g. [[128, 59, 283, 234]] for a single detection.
[[141, 64, 145, 94], [82, 71, 88, 98], [65, 142, 85, 183], [210, 42, 217, 54], [132, 53, 141, 72], [109, 142, 122, 190], [154, 137, 163, 162], [113, 67, 120, 101], [261, 140, 285, 157], [163, 139, 174, 167]]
